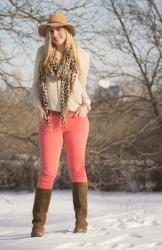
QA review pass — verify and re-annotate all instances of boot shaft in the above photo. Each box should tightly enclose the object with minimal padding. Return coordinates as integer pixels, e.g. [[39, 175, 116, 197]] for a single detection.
[[32, 188, 52, 232], [32, 187, 52, 214], [72, 182, 88, 232], [72, 182, 88, 214]]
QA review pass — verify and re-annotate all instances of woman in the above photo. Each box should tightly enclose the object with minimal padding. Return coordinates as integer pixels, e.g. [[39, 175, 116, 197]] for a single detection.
[[31, 12, 91, 237]]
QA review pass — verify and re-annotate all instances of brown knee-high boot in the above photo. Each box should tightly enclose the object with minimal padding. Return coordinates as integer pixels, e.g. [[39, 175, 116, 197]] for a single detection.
[[31, 187, 52, 237], [72, 182, 88, 233]]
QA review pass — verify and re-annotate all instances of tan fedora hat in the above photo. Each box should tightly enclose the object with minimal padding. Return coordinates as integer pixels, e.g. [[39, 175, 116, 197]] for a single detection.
[[38, 12, 76, 37]]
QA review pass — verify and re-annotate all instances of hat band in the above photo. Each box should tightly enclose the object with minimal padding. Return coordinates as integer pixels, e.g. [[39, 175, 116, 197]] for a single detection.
[[47, 21, 67, 25]]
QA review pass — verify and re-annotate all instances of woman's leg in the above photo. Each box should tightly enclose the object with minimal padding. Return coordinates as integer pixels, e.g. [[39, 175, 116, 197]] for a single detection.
[[63, 116, 89, 183], [37, 117, 63, 189], [31, 187, 52, 237], [63, 115, 89, 233], [31, 115, 63, 237]]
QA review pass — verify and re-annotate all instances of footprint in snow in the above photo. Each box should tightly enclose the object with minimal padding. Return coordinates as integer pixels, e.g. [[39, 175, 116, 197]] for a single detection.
[[96, 234, 130, 246]]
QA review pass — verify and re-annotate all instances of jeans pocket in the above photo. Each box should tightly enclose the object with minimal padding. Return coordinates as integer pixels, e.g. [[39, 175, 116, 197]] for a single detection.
[[76, 115, 88, 121]]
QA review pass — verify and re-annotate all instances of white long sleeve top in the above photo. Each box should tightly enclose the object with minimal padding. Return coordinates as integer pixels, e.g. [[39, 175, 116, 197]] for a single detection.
[[31, 45, 91, 112]]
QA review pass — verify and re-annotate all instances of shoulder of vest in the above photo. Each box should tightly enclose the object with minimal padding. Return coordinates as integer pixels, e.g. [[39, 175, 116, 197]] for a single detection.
[[78, 46, 90, 61]]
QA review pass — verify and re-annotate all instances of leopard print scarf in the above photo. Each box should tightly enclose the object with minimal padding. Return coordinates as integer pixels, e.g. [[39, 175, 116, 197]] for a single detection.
[[38, 47, 78, 127]]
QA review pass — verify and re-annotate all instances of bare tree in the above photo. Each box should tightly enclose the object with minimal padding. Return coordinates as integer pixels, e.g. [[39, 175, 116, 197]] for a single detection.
[[81, 0, 162, 191], [100, 0, 162, 130]]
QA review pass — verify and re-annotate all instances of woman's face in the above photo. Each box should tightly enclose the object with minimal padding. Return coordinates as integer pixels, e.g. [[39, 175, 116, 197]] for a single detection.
[[49, 26, 66, 47]]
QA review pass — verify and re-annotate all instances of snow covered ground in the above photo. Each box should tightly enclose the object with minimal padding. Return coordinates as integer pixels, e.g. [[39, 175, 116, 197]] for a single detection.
[[1, 190, 162, 250]]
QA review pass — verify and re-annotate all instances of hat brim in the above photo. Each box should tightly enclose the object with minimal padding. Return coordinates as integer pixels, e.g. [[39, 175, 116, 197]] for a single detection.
[[38, 22, 76, 37]]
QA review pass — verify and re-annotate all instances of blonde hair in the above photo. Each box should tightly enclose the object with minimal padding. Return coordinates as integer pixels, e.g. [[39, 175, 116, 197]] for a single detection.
[[41, 27, 80, 73]]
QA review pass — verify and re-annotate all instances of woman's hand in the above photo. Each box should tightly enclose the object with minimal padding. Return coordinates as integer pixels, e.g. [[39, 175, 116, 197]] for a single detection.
[[37, 105, 47, 121], [74, 104, 89, 117]]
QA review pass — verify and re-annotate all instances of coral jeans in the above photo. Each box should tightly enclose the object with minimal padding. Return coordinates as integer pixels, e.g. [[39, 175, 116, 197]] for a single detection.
[[37, 111, 89, 189]]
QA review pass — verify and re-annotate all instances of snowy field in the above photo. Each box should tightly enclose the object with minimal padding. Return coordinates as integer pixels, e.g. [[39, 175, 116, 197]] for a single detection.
[[1, 190, 162, 250]]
